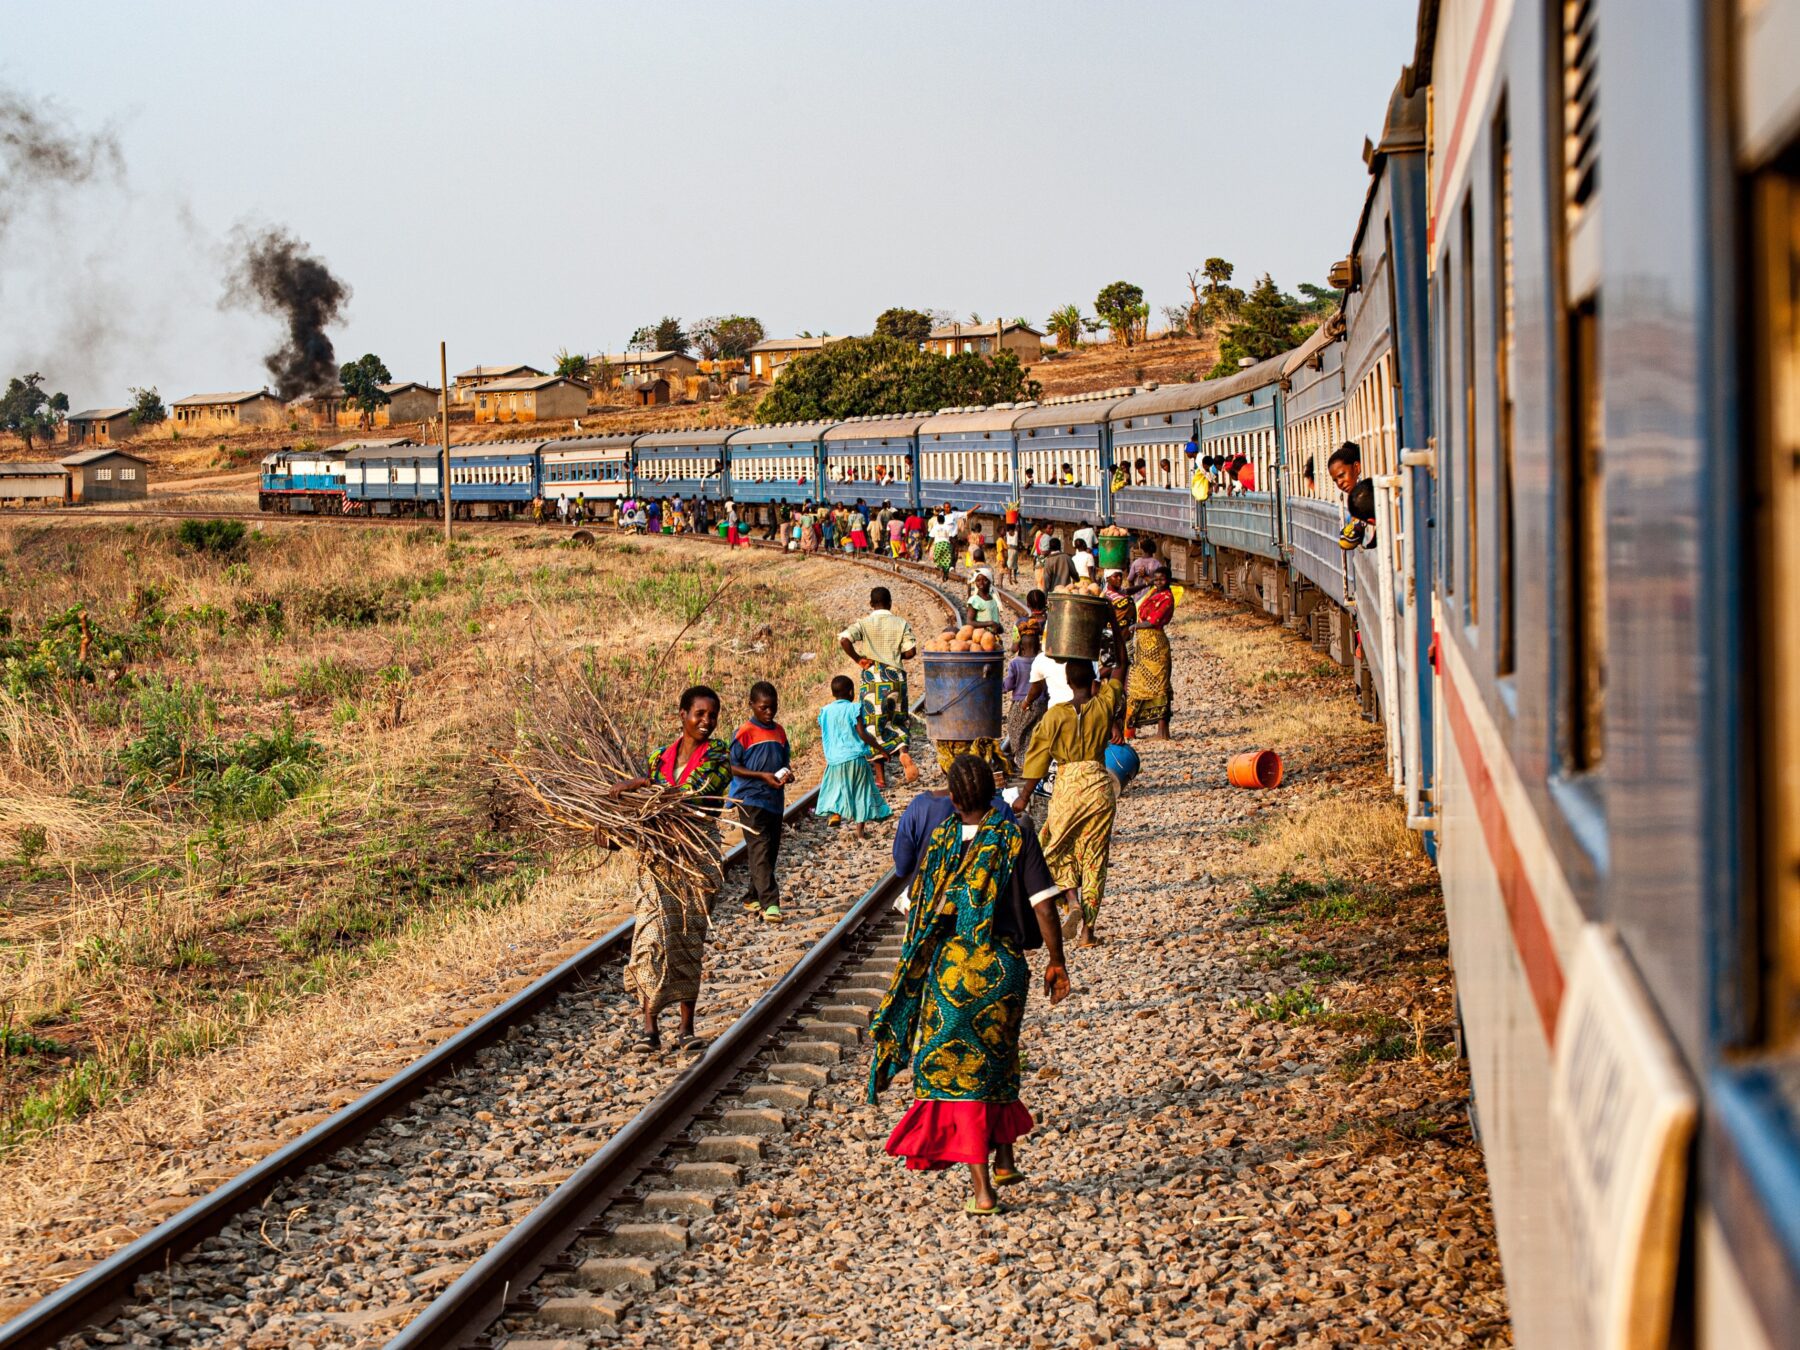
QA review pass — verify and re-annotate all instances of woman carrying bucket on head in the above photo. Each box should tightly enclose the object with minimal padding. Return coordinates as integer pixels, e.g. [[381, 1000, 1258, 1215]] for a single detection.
[[1006, 621, 1129, 947]]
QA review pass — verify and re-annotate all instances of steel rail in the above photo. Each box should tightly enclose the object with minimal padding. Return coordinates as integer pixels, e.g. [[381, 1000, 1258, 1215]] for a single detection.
[[0, 525, 969, 1349], [0, 789, 822, 1350], [388, 865, 904, 1349]]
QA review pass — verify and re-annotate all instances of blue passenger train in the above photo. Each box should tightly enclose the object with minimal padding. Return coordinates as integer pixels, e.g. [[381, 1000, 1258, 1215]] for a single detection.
[[251, 5, 1800, 1338]]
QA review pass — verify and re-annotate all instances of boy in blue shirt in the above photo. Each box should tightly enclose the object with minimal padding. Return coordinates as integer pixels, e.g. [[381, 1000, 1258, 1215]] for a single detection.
[[729, 681, 791, 923]]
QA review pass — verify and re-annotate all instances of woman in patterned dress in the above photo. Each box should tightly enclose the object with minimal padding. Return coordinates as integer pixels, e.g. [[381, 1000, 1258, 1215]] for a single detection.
[[1125, 569, 1175, 739], [613, 685, 732, 1057], [867, 755, 1072, 1214]]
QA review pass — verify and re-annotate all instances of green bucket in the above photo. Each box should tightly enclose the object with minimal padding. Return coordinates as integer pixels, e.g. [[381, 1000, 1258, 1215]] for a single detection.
[[1097, 535, 1130, 570]]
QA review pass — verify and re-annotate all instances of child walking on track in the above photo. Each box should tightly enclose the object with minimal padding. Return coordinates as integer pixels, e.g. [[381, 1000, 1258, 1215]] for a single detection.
[[729, 682, 792, 923], [816, 675, 892, 837]]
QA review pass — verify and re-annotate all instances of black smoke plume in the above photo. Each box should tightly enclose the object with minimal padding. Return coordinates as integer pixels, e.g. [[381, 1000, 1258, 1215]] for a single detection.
[[224, 225, 352, 398], [0, 87, 123, 244]]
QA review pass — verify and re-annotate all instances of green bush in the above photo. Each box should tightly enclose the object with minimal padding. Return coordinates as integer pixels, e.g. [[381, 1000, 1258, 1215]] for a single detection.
[[176, 519, 247, 554]]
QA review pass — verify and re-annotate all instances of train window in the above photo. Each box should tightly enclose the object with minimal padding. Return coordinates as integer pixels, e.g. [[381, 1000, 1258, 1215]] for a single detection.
[[1750, 146, 1800, 1041], [1565, 298, 1606, 772], [1462, 195, 1482, 626], [1438, 259, 1457, 598]]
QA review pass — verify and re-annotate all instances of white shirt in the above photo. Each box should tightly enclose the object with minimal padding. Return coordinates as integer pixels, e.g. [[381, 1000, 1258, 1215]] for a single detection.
[[1073, 526, 1097, 551], [1030, 651, 1075, 706], [929, 519, 956, 544], [1072, 549, 1096, 579]]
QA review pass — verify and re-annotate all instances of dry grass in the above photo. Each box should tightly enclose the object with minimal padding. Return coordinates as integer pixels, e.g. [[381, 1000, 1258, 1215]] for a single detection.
[[0, 519, 861, 1159], [1034, 332, 1223, 399], [0, 859, 637, 1285]]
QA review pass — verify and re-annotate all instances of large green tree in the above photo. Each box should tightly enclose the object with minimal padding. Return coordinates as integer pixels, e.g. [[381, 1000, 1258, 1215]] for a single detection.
[[1094, 280, 1148, 346], [873, 307, 932, 346], [630, 317, 690, 356], [128, 385, 167, 427], [1297, 281, 1345, 317], [0, 373, 70, 450], [1208, 274, 1309, 375], [753, 336, 1041, 423], [692, 315, 766, 361], [339, 353, 393, 424]]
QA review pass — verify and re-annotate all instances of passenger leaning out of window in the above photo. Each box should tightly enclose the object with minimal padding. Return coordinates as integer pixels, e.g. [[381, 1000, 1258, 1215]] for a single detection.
[[1329, 441, 1377, 550]]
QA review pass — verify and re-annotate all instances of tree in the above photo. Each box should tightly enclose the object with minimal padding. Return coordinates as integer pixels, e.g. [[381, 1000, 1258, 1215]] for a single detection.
[[1046, 303, 1089, 351], [1194, 257, 1246, 333], [1094, 281, 1148, 346], [691, 315, 766, 361], [1297, 281, 1345, 317], [1208, 273, 1309, 376], [753, 336, 1041, 423], [630, 317, 690, 356], [0, 373, 70, 450], [553, 349, 592, 380], [873, 307, 933, 346], [128, 386, 167, 428], [339, 353, 393, 426]]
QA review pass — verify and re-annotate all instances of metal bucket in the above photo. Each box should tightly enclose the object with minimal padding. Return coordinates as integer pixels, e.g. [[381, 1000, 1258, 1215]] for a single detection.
[[919, 650, 1004, 742], [1044, 593, 1111, 661]]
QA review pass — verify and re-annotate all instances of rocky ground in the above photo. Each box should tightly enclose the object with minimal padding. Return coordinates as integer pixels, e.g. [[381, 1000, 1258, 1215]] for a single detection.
[[496, 589, 1510, 1349]]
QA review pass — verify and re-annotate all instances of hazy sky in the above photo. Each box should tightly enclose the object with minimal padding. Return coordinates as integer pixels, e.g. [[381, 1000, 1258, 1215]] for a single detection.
[[2, 0, 1419, 408]]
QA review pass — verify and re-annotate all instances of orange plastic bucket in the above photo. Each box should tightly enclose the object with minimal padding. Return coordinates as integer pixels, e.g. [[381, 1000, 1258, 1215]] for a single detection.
[[1227, 749, 1283, 789]]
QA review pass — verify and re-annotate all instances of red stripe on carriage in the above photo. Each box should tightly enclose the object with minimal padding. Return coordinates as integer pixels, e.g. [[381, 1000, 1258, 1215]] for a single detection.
[[1443, 670, 1565, 1045]]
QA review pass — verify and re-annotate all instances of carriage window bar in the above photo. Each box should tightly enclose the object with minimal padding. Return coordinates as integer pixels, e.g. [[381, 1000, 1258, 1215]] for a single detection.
[[1495, 99, 1518, 677], [1462, 193, 1482, 626]]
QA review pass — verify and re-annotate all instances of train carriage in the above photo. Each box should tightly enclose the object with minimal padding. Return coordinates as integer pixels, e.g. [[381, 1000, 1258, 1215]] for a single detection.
[[258, 447, 349, 514], [540, 433, 636, 515], [724, 423, 826, 517], [631, 426, 731, 504], [1278, 321, 1352, 610], [1014, 395, 1112, 527], [1191, 355, 1288, 614], [915, 406, 1023, 530], [447, 440, 541, 519], [819, 414, 923, 512], [342, 444, 442, 515], [1105, 386, 1202, 548]]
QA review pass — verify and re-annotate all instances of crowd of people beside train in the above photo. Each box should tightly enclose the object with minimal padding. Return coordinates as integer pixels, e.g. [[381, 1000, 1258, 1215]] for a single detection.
[[607, 499, 1188, 1212]]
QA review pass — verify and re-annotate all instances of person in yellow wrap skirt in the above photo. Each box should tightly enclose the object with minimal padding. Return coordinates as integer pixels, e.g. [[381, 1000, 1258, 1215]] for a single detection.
[[1125, 568, 1175, 739], [1007, 641, 1127, 947]]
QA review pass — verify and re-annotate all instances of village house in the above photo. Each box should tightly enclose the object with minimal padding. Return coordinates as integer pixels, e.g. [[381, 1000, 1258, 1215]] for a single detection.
[[925, 321, 1045, 362], [746, 336, 848, 382], [453, 364, 544, 405], [65, 407, 135, 448], [593, 351, 700, 388], [60, 448, 150, 503], [171, 390, 286, 433], [472, 375, 589, 424], [0, 461, 70, 506], [336, 382, 442, 429], [287, 392, 346, 429]]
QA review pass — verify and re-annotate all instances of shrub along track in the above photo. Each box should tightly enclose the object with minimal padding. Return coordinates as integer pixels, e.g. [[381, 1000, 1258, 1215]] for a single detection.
[[0, 553, 970, 1349]]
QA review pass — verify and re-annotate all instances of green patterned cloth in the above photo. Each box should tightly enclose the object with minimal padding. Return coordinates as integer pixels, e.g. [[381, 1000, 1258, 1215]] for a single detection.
[[858, 661, 912, 757], [867, 810, 1026, 1106]]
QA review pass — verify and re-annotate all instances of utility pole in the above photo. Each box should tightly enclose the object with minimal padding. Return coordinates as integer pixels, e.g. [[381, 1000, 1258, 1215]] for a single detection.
[[439, 342, 452, 542]]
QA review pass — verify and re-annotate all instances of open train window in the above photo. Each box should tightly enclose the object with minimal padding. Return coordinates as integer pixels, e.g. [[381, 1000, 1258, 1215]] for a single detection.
[[1439, 260, 1457, 598], [1750, 144, 1800, 1042], [1495, 98, 1518, 678], [1461, 194, 1481, 627]]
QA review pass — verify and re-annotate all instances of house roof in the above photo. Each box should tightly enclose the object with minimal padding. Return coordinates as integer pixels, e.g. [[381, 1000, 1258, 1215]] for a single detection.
[[477, 375, 588, 393], [173, 390, 277, 407], [927, 321, 1044, 340], [0, 461, 67, 476], [597, 351, 690, 366], [455, 364, 542, 380], [746, 336, 847, 353], [377, 382, 439, 396], [67, 407, 131, 421], [59, 448, 151, 467]]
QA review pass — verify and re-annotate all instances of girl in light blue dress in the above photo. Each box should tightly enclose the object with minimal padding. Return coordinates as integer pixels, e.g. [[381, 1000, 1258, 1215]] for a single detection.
[[816, 675, 892, 837]]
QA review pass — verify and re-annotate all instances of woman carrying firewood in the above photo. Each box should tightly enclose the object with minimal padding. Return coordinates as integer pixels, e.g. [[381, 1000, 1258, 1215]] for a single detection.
[[609, 685, 732, 1058]]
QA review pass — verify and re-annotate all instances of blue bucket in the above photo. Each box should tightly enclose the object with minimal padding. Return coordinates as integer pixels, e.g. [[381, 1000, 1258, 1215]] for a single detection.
[[919, 651, 1005, 742]]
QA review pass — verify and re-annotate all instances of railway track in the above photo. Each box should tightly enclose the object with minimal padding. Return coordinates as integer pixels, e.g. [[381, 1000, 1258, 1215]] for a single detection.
[[0, 556, 973, 1350]]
